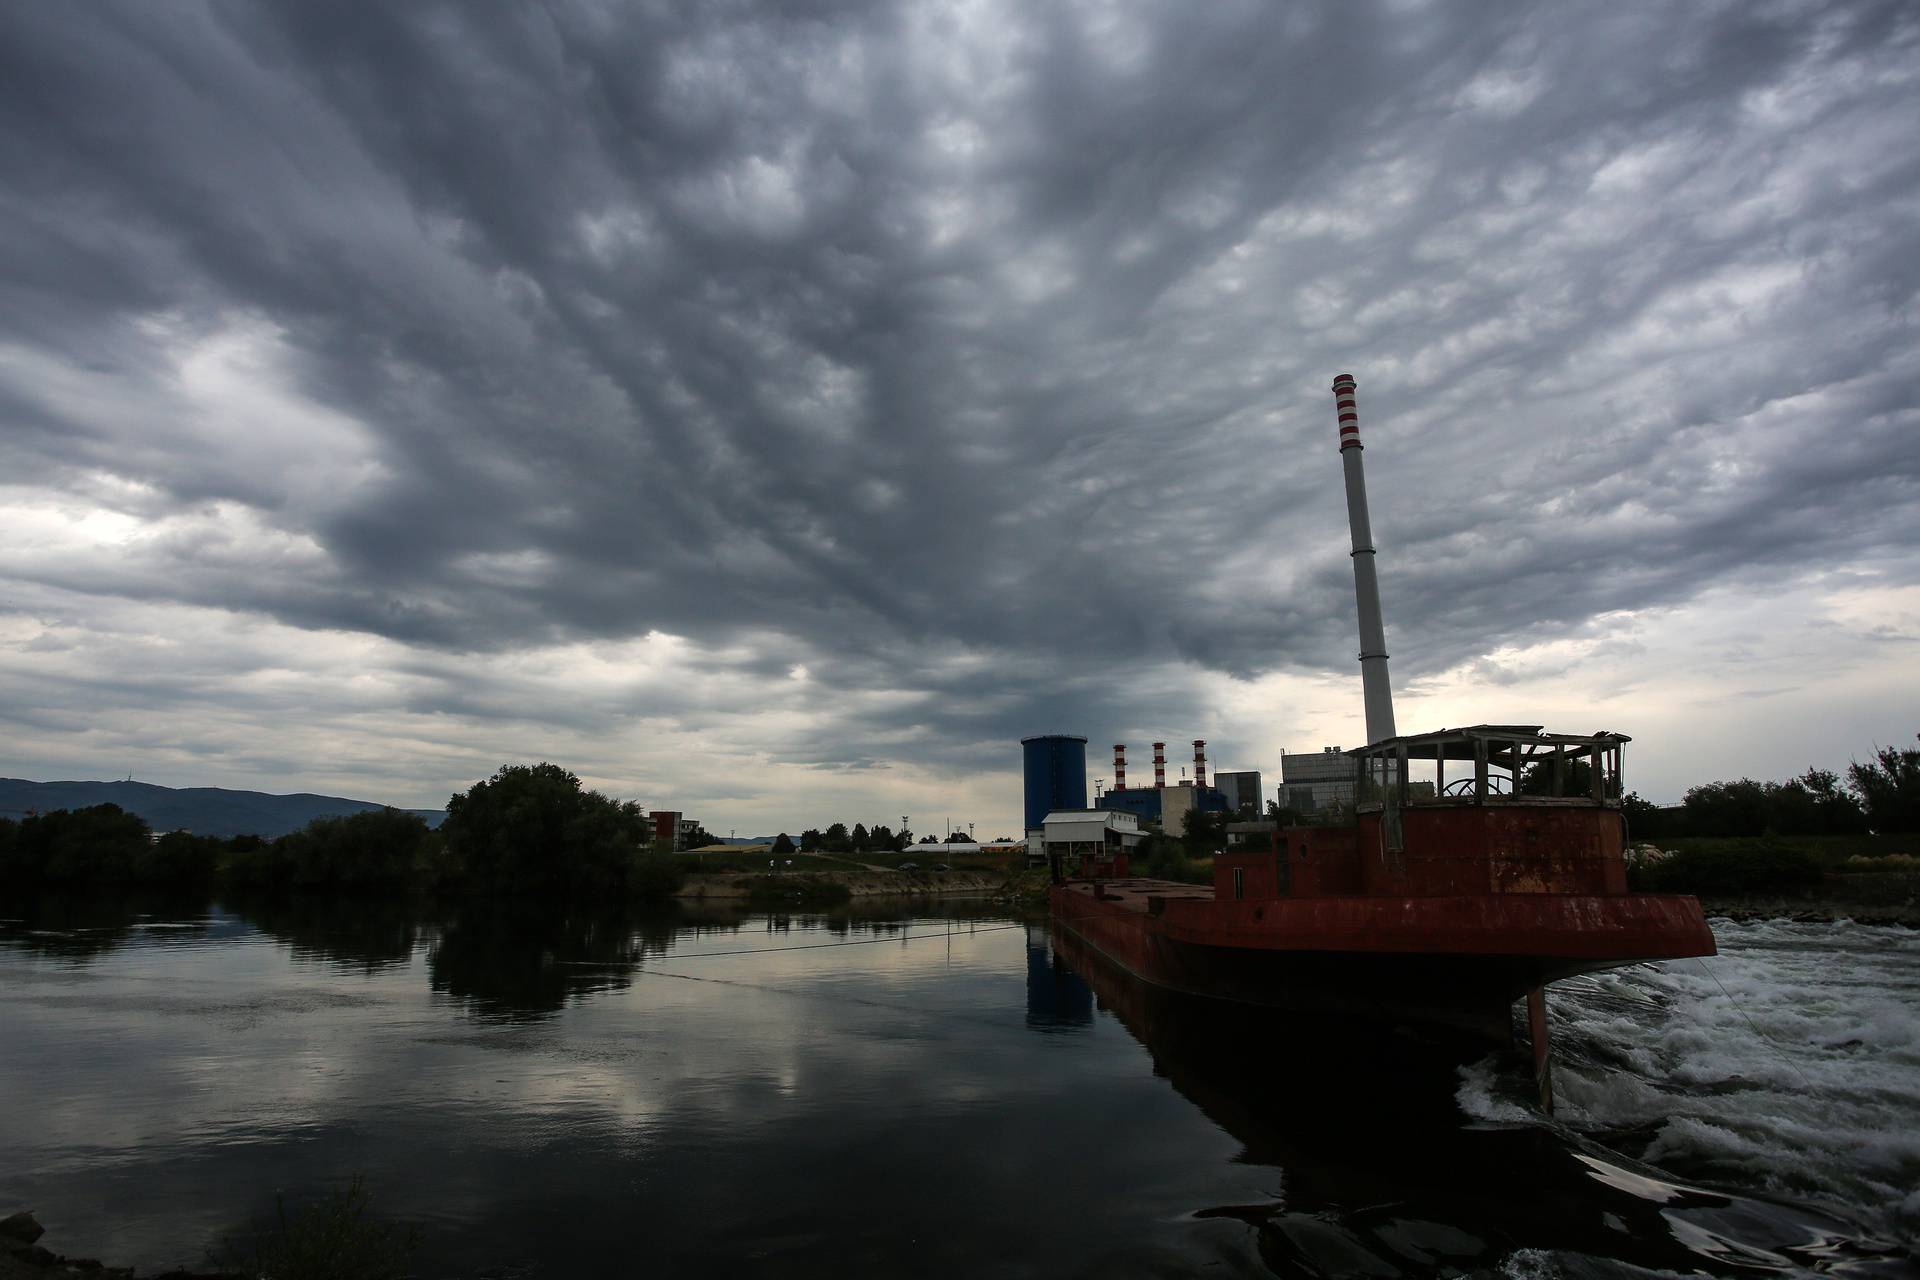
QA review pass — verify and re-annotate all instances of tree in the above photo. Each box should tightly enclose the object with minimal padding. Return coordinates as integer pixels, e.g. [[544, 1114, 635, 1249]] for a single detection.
[[1680, 779, 1770, 837], [1265, 800, 1305, 826], [1, 804, 151, 884], [275, 809, 433, 889], [919, 834, 938, 844], [799, 828, 823, 852], [823, 822, 852, 853], [442, 763, 652, 895], [868, 823, 894, 851], [772, 832, 796, 856], [1850, 736, 1920, 833], [1180, 807, 1230, 853], [1621, 791, 1674, 840], [946, 830, 975, 843], [1763, 770, 1868, 836], [148, 830, 224, 886], [850, 822, 870, 853]]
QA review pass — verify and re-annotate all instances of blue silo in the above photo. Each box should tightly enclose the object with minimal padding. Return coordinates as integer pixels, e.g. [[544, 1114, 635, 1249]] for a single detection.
[[1021, 734, 1088, 832]]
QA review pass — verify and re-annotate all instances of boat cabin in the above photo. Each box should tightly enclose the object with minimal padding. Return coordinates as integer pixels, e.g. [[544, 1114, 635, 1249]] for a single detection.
[[1216, 726, 1632, 902]]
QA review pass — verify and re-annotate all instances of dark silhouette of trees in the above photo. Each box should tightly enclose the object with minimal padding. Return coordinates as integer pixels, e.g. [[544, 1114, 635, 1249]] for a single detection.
[[772, 833, 796, 856], [0, 804, 151, 884], [441, 763, 652, 895], [1849, 736, 1920, 833], [229, 808, 435, 890]]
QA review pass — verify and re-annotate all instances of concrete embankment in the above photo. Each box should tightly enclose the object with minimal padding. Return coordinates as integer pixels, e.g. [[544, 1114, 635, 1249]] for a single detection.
[[675, 869, 1007, 901]]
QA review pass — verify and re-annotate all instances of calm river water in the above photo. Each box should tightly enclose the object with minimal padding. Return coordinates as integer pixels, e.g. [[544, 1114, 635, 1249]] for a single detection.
[[2, 897, 1915, 1277]]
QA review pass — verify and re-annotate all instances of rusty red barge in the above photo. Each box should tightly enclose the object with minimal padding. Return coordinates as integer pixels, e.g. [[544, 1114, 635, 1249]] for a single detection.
[[1049, 725, 1716, 1045], [1045, 375, 1714, 1098]]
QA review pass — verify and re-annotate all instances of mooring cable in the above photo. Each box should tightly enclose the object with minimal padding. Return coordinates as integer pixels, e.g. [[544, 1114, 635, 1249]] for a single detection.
[[554, 919, 1029, 965], [1692, 956, 1816, 1094]]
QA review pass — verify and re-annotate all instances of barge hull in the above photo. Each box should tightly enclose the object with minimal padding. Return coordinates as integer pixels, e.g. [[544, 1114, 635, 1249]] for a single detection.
[[1051, 879, 1713, 1041]]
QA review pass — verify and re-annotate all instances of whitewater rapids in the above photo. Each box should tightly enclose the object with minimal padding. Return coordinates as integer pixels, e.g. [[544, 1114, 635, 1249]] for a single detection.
[[1459, 917, 1920, 1261]]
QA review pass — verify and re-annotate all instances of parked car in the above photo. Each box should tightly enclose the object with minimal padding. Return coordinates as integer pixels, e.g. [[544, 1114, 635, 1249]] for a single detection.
[[932, 863, 951, 872], [898, 861, 920, 871]]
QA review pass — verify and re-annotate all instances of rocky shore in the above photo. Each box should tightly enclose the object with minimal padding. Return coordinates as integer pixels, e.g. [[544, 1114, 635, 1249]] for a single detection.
[[0, 1212, 225, 1280], [1700, 871, 1920, 927]]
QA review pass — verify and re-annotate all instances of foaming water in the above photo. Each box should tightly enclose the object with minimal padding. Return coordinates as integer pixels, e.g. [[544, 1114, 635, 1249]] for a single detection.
[[1461, 918, 1920, 1264]]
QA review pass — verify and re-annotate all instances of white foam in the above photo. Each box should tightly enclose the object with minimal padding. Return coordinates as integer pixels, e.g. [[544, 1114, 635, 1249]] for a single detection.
[[1463, 919, 1920, 1249]]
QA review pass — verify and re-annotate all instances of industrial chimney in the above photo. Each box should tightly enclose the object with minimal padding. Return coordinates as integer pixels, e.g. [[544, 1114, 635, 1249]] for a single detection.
[[1192, 740, 1208, 790], [1112, 744, 1128, 792], [1153, 742, 1167, 789], [1332, 374, 1397, 744]]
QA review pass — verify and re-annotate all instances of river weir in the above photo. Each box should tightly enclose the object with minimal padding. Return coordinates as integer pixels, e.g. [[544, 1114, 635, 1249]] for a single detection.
[[2, 897, 1913, 1276]]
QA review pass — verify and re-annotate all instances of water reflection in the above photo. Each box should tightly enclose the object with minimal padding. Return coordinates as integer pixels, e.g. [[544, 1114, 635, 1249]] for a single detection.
[[5, 892, 1906, 1278], [0, 893, 208, 960], [1048, 924, 1906, 1277], [1024, 922, 1093, 1030], [424, 900, 685, 1022], [229, 892, 422, 974]]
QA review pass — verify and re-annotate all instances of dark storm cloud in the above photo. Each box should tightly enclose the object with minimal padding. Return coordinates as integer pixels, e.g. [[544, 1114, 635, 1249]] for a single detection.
[[3, 0, 1918, 772]]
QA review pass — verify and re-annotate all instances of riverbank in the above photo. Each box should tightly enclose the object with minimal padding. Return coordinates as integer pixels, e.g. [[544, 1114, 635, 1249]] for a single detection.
[[1699, 870, 1920, 926], [0, 1211, 225, 1280], [674, 868, 1008, 904]]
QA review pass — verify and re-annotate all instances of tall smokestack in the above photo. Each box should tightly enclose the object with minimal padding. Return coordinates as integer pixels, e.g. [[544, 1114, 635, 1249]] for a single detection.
[[1152, 742, 1166, 789], [1332, 373, 1397, 744], [1112, 744, 1127, 792], [1193, 740, 1207, 790]]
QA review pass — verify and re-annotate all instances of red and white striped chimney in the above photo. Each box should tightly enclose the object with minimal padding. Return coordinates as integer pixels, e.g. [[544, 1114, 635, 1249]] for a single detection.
[[1112, 744, 1127, 792], [1152, 742, 1166, 789], [1193, 739, 1208, 790], [1332, 372, 1397, 744]]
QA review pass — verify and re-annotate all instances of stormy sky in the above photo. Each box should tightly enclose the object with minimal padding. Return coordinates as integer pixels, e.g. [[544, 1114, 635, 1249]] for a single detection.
[[3, 0, 1916, 834]]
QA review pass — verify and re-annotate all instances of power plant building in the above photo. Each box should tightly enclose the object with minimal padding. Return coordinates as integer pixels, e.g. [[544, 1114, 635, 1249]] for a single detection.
[[1278, 748, 1356, 814], [1021, 735, 1088, 840], [1213, 770, 1264, 814]]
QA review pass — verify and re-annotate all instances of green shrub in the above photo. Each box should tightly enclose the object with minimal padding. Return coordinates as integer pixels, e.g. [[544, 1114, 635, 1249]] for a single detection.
[[1631, 841, 1823, 896]]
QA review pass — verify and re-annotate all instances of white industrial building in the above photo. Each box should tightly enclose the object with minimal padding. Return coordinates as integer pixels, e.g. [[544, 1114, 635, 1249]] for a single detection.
[[1041, 809, 1144, 859]]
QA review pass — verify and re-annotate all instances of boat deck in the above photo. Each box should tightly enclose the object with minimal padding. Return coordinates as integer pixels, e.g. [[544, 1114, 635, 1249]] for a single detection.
[[1060, 877, 1214, 914]]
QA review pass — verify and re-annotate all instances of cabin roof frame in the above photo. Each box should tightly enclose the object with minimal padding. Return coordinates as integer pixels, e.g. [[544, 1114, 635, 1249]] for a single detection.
[[1346, 724, 1630, 809]]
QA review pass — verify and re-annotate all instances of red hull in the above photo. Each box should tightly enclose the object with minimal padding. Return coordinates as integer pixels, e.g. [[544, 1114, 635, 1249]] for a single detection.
[[1049, 878, 1715, 1040]]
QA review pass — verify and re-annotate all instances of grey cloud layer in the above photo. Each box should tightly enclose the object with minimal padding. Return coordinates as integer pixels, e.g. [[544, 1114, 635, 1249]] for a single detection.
[[3, 0, 1917, 774]]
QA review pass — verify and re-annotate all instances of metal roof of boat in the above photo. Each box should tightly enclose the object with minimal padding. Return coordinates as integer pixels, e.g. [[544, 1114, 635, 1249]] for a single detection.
[[1346, 725, 1631, 759]]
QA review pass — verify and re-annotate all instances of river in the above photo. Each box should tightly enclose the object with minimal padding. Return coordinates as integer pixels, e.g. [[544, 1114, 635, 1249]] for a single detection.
[[1, 897, 1913, 1277]]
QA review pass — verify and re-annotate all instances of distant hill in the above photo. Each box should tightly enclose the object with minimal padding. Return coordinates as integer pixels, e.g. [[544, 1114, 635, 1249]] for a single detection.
[[0, 777, 446, 840]]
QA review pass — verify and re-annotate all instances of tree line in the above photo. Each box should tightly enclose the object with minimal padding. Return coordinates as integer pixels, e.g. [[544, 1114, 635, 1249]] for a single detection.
[[0, 763, 681, 898], [1624, 735, 1918, 840], [795, 822, 914, 854]]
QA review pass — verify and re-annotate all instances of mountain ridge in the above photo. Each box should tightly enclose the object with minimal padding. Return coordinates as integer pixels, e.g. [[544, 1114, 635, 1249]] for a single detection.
[[0, 777, 446, 839]]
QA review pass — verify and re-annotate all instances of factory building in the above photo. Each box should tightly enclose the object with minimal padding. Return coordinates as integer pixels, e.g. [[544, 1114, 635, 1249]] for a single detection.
[[1092, 740, 1229, 833], [1213, 770, 1264, 815], [1278, 748, 1356, 814], [1040, 809, 1143, 860], [1021, 734, 1088, 845]]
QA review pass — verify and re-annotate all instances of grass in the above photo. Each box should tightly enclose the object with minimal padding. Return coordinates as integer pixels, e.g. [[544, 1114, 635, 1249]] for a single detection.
[[1656, 833, 1914, 870]]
